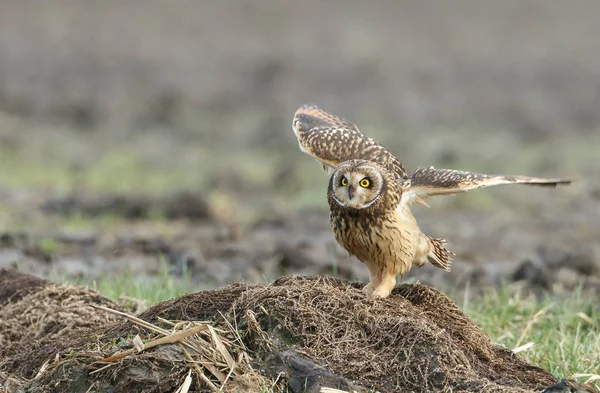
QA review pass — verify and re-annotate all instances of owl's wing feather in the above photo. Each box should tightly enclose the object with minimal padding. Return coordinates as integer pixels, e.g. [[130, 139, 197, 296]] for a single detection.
[[401, 167, 571, 207], [293, 104, 409, 179]]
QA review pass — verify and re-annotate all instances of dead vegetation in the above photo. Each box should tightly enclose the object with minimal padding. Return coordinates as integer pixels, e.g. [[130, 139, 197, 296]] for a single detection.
[[0, 272, 120, 380], [84, 304, 278, 393], [0, 269, 585, 393]]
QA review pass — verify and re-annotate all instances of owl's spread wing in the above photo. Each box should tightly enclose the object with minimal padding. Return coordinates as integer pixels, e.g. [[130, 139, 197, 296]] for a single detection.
[[400, 167, 571, 207], [293, 104, 409, 180]]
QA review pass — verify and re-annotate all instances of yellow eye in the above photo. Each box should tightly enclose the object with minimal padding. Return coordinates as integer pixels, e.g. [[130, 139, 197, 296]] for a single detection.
[[340, 177, 348, 186], [360, 178, 371, 188]]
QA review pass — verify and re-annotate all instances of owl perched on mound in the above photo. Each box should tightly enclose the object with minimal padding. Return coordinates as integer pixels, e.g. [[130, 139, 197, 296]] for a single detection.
[[293, 104, 571, 298]]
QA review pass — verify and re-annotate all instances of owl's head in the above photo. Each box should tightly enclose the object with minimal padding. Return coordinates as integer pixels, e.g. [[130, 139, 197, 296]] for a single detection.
[[328, 160, 387, 209]]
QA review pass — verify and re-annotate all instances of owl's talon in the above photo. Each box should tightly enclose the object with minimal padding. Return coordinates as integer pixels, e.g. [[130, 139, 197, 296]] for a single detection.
[[370, 286, 393, 299], [362, 282, 375, 295]]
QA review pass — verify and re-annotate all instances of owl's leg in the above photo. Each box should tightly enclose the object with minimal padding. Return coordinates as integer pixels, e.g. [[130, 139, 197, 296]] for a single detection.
[[363, 281, 378, 295], [371, 271, 396, 298], [362, 264, 382, 295]]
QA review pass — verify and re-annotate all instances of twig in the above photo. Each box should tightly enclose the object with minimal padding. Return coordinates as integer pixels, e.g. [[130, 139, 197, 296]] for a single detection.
[[34, 358, 52, 379], [84, 382, 97, 393], [101, 325, 207, 362], [219, 360, 237, 392], [89, 363, 115, 375], [91, 304, 170, 336], [156, 316, 176, 326], [512, 342, 534, 354], [180, 345, 219, 391], [175, 370, 193, 393]]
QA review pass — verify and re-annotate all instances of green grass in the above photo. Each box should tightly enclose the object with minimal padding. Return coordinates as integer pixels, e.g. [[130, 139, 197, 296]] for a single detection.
[[66, 273, 599, 388], [458, 283, 599, 384], [58, 262, 200, 304], [36, 237, 63, 255]]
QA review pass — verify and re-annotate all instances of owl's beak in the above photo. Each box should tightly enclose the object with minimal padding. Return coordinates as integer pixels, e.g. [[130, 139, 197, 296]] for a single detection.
[[347, 185, 354, 200]]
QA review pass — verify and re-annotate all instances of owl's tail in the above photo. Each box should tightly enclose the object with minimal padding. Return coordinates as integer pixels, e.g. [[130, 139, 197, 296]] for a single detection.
[[425, 236, 453, 271]]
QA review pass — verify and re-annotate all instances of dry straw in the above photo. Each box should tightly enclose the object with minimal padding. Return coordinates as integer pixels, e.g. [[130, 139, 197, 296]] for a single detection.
[[88, 303, 278, 392]]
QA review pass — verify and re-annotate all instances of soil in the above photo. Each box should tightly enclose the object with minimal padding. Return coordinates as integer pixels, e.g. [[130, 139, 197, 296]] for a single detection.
[[4, 270, 593, 393], [41, 191, 212, 221], [2, 191, 600, 302]]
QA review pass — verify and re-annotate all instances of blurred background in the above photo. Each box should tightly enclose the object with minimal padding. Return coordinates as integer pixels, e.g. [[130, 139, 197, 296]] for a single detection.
[[0, 0, 598, 296]]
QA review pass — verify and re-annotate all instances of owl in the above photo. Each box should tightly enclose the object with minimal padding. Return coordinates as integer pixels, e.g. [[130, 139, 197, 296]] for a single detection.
[[293, 104, 571, 298]]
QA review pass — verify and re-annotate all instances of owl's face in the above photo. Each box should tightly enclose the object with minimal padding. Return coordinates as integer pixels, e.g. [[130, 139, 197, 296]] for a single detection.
[[328, 160, 386, 209]]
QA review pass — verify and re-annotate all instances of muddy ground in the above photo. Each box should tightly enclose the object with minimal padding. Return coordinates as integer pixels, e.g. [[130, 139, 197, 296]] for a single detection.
[[1, 188, 599, 300], [3, 270, 595, 393]]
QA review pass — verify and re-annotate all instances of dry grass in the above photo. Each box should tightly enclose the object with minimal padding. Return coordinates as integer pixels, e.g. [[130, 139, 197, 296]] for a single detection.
[[0, 282, 120, 378], [83, 304, 280, 393]]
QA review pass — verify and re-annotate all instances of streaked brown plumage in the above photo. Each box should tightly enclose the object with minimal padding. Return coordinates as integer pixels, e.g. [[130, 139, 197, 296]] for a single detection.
[[293, 104, 408, 180], [327, 160, 454, 297], [294, 104, 571, 298]]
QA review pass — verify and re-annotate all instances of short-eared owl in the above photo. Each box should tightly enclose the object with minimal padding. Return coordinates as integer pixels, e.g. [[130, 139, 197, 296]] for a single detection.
[[293, 104, 571, 298]]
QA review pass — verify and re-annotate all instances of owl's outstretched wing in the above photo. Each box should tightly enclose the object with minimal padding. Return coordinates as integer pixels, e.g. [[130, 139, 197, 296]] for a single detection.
[[292, 104, 409, 179], [401, 167, 571, 207]]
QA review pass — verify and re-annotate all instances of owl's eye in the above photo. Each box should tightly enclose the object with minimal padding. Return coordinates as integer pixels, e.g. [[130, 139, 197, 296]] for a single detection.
[[340, 177, 348, 186], [359, 178, 371, 188]]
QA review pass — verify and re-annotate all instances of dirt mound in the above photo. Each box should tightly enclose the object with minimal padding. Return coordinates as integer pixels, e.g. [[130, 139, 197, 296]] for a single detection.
[[0, 269, 120, 380], [233, 277, 557, 392], [1, 272, 569, 393]]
